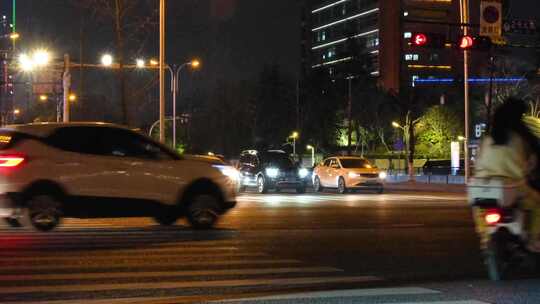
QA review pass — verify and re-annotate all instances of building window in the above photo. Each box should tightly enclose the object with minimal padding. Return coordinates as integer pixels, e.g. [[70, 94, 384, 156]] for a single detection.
[[429, 53, 440, 62], [328, 47, 336, 59]]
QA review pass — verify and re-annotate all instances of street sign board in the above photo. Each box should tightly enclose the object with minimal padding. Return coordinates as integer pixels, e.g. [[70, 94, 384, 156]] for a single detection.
[[480, 0, 502, 39], [503, 19, 538, 35]]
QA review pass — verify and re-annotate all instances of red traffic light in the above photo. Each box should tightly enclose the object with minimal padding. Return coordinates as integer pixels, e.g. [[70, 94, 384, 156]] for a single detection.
[[459, 36, 474, 49], [413, 33, 428, 46]]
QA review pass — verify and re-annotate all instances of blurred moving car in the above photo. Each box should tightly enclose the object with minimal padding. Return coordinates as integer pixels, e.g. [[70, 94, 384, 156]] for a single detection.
[[313, 156, 386, 194], [237, 150, 309, 194], [0, 123, 237, 231]]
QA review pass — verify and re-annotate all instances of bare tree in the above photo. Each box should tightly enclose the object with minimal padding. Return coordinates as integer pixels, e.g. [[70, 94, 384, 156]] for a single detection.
[[74, 0, 157, 125]]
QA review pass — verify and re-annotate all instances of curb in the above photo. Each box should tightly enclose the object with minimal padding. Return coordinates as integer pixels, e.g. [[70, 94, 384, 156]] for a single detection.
[[385, 182, 466, 193]]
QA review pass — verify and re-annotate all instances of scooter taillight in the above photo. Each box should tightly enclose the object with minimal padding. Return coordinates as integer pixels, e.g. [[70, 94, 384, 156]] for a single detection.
[[485, 210, 502, 225]]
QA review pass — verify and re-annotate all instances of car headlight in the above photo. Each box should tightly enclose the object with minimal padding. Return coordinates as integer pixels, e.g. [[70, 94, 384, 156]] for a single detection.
[[379, 171, 387, 180], [298, 168, 309, 178], [348, 172, 360, 178], [265, 168, 279, 178], [213, 165, 240, 182]]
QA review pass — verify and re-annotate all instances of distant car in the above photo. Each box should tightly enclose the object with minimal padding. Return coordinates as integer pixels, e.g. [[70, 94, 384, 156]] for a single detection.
[[237, 150, 309, 194], [0, 123, 237, 231], [313, 156, 386, 194]]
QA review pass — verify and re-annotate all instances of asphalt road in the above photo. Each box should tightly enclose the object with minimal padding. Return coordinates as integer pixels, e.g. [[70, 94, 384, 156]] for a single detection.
[[0, 190, 539, 303]]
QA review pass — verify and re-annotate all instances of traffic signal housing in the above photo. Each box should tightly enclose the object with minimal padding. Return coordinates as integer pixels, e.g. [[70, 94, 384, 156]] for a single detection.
[[458, 35, 493, 51], [411, 33, 446, 49]]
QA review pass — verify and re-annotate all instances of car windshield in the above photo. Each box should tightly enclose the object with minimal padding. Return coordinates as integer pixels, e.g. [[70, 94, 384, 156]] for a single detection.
[[262, 153, 295, 168], [340, 159, 372, 169]]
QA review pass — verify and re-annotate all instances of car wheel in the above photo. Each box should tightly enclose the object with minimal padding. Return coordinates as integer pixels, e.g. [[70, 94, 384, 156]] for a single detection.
[[3, 217, 22, 228], [296, 186, 306, 194], [154, 207, 180, 226], [257, 176, 268, 194], [22, 195, 62, 232], [337, 177, 347, 194], [186, 194, 220, 230], [313, 176, 324, 192]]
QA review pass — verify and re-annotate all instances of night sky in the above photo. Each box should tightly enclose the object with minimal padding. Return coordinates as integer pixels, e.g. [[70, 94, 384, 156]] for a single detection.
[[9, 0, 303, 87], [3, 0, 538, 123]]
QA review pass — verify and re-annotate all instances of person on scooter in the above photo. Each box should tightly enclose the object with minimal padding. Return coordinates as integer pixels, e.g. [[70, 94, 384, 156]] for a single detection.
[[474, 97, 540, 251]]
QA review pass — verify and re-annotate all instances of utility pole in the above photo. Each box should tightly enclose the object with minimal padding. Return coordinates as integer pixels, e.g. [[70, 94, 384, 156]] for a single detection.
[[63, 54, 71, 123], [461, 0, 470, 181], [159, 0, 166, 143], [486, 55, 495, 133]]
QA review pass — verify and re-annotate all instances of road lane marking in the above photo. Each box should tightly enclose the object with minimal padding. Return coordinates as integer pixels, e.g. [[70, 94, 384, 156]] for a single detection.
[[0, 246, 241, 255], [0, 276, 382, 294], [0, 259, 302, 272], [213, 287, 440, 302], [0, 266, 342, 281], [0, 252, 268, 262], [394, 302, 489, 304]]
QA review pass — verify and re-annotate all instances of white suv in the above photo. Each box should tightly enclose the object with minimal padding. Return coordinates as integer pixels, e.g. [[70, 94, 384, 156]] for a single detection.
[[0, 123, 237, 231]]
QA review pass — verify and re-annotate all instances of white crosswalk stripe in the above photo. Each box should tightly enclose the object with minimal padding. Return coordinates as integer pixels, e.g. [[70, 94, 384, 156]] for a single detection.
[[0, 228, 382, 303], [212, 288, 492, 304]]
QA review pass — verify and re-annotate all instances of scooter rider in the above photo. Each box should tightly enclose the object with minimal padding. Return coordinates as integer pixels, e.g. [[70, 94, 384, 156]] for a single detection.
[[474, 97, 540, 251]]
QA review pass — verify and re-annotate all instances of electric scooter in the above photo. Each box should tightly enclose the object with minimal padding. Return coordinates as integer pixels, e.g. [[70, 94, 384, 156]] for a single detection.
[[468, 177, 540, 281]]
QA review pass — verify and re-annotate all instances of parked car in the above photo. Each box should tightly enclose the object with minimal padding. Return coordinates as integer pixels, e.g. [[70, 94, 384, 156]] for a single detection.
[[313, 156, 386, 194], [0, 123, 237, 231], [237, 150, 309, 194]]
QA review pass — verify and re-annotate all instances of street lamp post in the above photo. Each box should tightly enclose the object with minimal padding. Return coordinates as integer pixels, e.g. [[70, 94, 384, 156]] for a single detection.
[[307, 145, 315, 167], [170, 60, 200, 149], [290, 131, 299, 156]]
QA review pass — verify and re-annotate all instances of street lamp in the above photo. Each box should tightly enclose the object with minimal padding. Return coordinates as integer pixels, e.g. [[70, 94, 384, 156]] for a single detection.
[[13, 109, 20, 115], [68, 93, 77, 102], [290, 131, 299, 155], [18, 53, 34, 71], [39, 94, 48, 101], [170, 59, 201, 149], [392, 121, 402, 129], [136, 59, 145, 68], [9, 32, 19, 40], [101, 54, 113, 67], [32, 49, 51, 67], [307, 145, 315, 167]]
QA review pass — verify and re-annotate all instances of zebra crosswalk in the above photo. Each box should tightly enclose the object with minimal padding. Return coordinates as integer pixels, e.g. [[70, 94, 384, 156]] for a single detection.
[[0, 226, 381, 303], [0, 220, 491, 304]]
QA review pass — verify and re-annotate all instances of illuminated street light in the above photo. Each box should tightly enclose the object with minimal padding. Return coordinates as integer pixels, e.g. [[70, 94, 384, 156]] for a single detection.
[[392, 121, 401, 129], [68, 93, 77, 102], [150, 59, 159, 66], [101, 54, 113, 67], [290, 131, 299, 156], [32, 49, 51, 67], [190, 59, 201, 69], [307, 145, 315, 167], [458, 136, 466, 141], [13, 109, 20, 115], [18, 53, 34, 71], [39, 94, 48, 101], [136, 59, 145, 68], [9, 32, 19, 40]]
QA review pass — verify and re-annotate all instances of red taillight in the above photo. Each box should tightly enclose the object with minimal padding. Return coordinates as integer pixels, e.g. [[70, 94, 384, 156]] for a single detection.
[[485, 210, 502, 225], [0, 156, 25, 168]]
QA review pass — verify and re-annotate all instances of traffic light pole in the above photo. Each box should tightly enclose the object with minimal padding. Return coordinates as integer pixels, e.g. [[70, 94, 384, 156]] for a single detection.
[[461, 0, 470, 182]]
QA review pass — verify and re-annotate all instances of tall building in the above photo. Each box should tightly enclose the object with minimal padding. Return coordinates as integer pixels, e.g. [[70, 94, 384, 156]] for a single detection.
[[302, 0, 481, 93]]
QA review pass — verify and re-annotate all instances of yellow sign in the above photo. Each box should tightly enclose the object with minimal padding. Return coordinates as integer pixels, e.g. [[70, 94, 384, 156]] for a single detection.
[[480, 0, 502, 39]]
